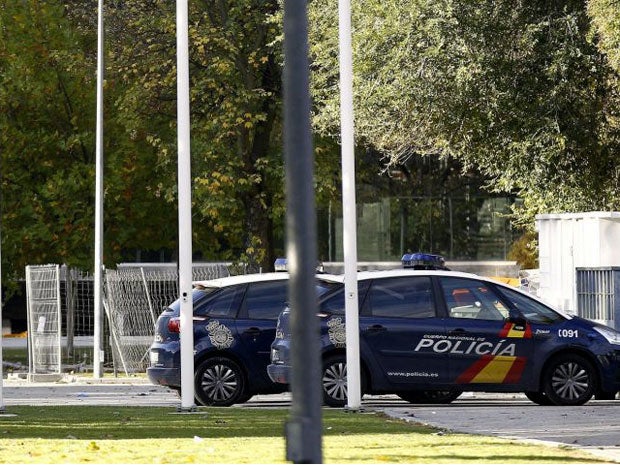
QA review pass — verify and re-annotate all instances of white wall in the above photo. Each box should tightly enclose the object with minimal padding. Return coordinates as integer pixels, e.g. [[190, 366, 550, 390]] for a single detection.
[[536, 211, 620, 314]]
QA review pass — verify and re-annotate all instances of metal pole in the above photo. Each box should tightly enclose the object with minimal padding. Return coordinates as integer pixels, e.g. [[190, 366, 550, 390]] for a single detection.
[[93, 0, 105, 378], [338, 0, 361, 410], [176, 0, 195, 410], [283, 0, 322, 461]]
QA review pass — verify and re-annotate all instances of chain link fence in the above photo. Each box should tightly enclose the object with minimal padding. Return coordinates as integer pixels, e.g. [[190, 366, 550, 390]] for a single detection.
[[24, 263, 233, 377], [104, 263, 230, 374]]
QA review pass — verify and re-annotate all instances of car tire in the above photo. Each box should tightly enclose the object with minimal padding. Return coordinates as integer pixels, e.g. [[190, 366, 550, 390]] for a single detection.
[[542, 354, 596, 406], [524, 391, 554, 405], [194, 357, 246, 407], [322, 356, 349, 407], [397, 390, 462, 404], [321, 355, 367, 408]]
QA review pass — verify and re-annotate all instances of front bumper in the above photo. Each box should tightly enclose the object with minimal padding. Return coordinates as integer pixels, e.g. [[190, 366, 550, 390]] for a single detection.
[[146, 366, 181, 388], [267, 363, 291, 385]]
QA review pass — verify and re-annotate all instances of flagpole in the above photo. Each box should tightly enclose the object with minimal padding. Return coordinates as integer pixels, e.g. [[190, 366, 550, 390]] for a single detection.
[[93, 0, 105, 378], [176, 0, 195, 410], [338, 0, 361, 410]]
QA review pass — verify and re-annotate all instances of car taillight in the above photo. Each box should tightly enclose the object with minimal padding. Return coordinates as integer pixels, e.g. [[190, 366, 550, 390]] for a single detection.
[[167, 317, 181, 333]]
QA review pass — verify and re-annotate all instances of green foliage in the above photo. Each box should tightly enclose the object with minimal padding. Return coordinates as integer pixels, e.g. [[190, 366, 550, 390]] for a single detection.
[[588, 0, 620, 74], [507, 231, 539, 270], [309, 0, 620, 228], [4, 0, 620, 283], [103, 0, 290, 270], [0, 1, 96, 277]]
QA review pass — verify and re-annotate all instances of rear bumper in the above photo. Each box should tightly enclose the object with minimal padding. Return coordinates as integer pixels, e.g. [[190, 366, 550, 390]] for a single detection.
[[267, 364, 291, 384], [146, 367, 180, 388]]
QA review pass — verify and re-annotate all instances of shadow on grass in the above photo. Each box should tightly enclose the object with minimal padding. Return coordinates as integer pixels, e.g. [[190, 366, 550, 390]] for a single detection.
[[0, 406, 429, 440]]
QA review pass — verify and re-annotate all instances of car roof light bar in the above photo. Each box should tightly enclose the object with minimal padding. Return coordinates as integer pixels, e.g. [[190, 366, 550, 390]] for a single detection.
[[401, 252, 449, 270], [274, 257, 288, 272], [274, 257, 325, 273]]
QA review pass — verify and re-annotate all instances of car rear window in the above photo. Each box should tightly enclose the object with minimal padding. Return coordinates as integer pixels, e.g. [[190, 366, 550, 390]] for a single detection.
[[168, 286, 219, 312]]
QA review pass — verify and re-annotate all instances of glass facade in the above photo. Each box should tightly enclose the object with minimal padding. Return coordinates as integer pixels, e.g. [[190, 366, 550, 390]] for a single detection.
[[319, 195, 518, 262]]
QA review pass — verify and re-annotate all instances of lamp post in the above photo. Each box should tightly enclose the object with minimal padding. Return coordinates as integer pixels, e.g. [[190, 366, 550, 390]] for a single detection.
[[176, 0, 195, 411], [93, 0, 104, 379], [338, 0, 361, 410], [283, 0, 322, 461]]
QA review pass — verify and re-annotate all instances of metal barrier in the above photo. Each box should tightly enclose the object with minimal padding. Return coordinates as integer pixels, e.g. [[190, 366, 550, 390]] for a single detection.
[[576, 267, 620, 329], [25, 264, 62, 379], [24, 262, 232, 378]]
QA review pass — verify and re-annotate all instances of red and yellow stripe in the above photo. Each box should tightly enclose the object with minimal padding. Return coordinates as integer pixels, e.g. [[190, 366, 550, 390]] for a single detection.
[[456, 354, 527, 384], [499, 321, 532, 338]]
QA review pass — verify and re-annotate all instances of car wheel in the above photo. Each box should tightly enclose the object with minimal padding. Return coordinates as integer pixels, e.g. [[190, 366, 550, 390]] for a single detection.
[[321, 356, 367, 408], [322, 356, 349, 407], [194, 357, 246, 407], [543, 354, 596, 406], [397, 390, 462, 404], [524, 391, 553, 405]]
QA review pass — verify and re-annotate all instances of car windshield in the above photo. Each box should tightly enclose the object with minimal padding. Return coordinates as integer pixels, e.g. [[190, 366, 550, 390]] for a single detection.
[[497, 286, 565, 324]]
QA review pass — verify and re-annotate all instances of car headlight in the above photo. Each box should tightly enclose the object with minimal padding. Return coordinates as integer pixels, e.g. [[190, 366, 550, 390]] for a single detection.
[[594, 326, 620, 345], [271, 348, 281, 363]]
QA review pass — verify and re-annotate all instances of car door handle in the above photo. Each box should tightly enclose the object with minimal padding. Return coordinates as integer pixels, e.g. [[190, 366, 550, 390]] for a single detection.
[[366, 324, 387, 333], [244, 327, 261, 336], [448, 328, 467, 336]]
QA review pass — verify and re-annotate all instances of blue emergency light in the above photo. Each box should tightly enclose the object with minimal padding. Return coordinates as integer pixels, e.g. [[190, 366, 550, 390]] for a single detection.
[[274, 257, 288, 272], [401, 252, 449, 270], [274, 257, 325, 273]]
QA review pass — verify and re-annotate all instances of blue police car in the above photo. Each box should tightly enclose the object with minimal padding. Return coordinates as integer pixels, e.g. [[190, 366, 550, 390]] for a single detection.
[[147, 268, 340, 406], [268, 255, 620, 407]]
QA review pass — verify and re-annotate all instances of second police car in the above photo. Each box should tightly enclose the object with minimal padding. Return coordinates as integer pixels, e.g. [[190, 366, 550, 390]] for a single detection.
[[268, 253, 620, 406], [147, 260, 341, 406]]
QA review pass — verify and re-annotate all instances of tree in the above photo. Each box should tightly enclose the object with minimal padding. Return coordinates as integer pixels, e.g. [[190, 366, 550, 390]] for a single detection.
[[588, 0, 620, 74], [99, 0, 288, 271], [0, 1, 96, 284], [308, 0, 620, 230], [0, 0, 185, 291]]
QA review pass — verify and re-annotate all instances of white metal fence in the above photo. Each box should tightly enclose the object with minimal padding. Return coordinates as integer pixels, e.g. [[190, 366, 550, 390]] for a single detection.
[[26, 264, 62, 375], [24, 263, 232, 377], [104, 263, 230, 374]]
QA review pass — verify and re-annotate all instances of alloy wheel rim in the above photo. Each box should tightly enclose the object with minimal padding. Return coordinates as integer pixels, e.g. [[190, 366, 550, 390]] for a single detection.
[[551, 361, 590, 401], [323, 362, 348, 400], [201, 364, 238, 401]]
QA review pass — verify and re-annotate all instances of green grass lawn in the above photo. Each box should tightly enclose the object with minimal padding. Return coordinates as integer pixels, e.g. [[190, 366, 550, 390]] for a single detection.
[[0, 406, 606, 463]]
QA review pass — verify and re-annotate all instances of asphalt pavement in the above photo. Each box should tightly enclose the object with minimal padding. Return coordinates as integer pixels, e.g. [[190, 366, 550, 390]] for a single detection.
[[382, 393, 620, 464], [0, 375, 178, 407], [1, 376, 619, 464]]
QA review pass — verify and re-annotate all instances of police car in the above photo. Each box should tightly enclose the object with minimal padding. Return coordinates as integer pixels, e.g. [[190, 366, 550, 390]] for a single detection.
[[147, 263, 341, 406], [268, 254, 620, 406]]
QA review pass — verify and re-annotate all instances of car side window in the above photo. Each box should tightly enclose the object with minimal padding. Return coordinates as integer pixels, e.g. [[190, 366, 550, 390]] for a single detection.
[[368, 277, 435, 318], [440, 277, 509, 321], [244, 281, 288, 320], [320, 281, 370, 315], [195, 286, 243, 318]]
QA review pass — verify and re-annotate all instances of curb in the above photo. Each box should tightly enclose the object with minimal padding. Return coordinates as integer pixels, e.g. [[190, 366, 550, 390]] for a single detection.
[[4, 373, 151, 386]]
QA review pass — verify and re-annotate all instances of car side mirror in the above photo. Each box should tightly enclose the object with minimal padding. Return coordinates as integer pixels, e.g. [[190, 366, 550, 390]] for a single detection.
[[509, 315, 527, 329]]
